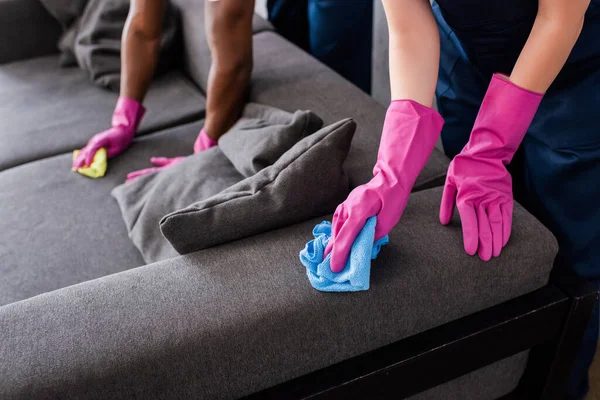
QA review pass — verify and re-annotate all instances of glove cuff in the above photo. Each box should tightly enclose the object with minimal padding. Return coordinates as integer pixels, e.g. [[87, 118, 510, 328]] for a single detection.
[[379, 99, 444, 163], [465, 74, 544, 161], [194, 128, 218, 153], [112, 96, 146, 133], [373, 99, 444, 190]]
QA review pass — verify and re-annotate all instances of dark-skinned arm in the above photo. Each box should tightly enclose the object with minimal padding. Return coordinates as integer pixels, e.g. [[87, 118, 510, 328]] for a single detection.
[[204, 0, 255, 141], [121, 0, 167, 102], [73, 0, 165, 169]]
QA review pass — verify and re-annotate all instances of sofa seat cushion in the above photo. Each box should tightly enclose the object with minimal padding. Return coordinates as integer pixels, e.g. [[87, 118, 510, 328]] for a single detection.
[[0, 187, 556, 398], [0, 121, 207, 307], [0, 55, 206, 171], [0, 102, 448, 308]]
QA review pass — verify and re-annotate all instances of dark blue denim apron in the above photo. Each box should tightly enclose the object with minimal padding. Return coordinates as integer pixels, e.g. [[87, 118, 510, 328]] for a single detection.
[[433, 1, 600, 398], [266, 0, 373, 93]]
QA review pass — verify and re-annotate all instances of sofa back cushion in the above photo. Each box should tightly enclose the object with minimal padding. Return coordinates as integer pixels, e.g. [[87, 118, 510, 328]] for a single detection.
[[248, 31, 450, 189]]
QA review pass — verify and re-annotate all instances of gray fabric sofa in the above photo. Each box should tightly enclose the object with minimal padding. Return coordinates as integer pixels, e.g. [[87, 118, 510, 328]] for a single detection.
[[0, 0, 561, 398]]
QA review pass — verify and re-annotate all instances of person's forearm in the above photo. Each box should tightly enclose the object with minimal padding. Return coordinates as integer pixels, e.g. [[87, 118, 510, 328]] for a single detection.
[[383, 0, 440, 107], [204, 58, 252, 140], [204, 0, 255, 141], [509, 0, 590, 93], [120, 0, 166, 102]]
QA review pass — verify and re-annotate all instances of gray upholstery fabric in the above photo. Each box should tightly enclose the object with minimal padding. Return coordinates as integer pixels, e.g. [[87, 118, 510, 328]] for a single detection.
[[162, 118, 355, 256], [0, 121, 206, 307], [0, 188, 556, 399], [171, 0, 273, 93], [249, 31, 450, 189], [0, 0, 62, 65], [410, 352, 529, 399], [111, 105, 323, 263], [0, 55, 205, 171], [218, 104, 323, 178]]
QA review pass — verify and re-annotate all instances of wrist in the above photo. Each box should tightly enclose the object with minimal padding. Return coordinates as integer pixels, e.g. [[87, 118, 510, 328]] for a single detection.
[[496, 73, 545, 97], [463, 74, 544, 162], [380, 99, 443, 160], [373, 99, 443, 189], [194, 128, 218, 153], [113, 96, 146, 131], [388, 99, 441, 115]]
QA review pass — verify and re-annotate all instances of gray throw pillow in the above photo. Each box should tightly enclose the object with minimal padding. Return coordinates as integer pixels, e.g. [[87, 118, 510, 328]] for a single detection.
[[112, 148, 243, 263], [160, 118, 356, 255], [112, 104, 324, 263], [219, 103, 323, 177]]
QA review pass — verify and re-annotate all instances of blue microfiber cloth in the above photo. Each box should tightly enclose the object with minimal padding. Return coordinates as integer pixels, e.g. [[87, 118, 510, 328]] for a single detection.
[[299, 216, 389, 292]]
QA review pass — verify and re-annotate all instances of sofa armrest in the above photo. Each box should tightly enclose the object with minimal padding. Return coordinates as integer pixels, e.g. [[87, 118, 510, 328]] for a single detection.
[[0, 257, 245, 399], [0, 0, 62, 65], [0, 189, 557, 399]]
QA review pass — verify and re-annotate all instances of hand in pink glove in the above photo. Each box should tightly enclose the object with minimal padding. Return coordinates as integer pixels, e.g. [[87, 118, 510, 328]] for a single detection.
[[125, 129, 217, 182], [73, 97, 145, 169], [440, 74, 543, 261], [125, 157, 185, 183], [194, 128, 218, 154], [324, 100, 444, 272]]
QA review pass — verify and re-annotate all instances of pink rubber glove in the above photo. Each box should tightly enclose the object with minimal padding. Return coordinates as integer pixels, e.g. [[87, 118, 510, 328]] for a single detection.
[[325, 100, 444, 272], [125, 129, 217, 183], [125, 157, 185, 183], [194, 128, 218, 154], [440, 74, 543, 261], [73, 97, 145, 169]]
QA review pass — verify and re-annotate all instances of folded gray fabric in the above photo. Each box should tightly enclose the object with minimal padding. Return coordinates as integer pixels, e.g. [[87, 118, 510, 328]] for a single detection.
[[112, 104, 323, 262], [161, 118, 355, 255], [39, 0, 179, 91]]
